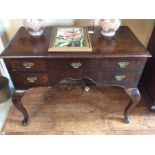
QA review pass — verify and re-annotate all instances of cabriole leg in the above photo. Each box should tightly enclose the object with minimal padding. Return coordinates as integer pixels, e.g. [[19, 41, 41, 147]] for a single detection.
[[124, 88, 141, 123], [12, 91, 29, 126]]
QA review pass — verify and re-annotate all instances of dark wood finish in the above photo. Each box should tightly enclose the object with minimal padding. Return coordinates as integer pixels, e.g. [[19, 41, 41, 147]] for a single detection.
[[124, 88, 141, 123], [12, 91, 29, 126], [140, 25, 155, 111], [0, 26, 150, 58], [12, 73, 49, 89], [0, 26, 151, 126], [8, 59, 47, 72], [103, 59, 144, 72]]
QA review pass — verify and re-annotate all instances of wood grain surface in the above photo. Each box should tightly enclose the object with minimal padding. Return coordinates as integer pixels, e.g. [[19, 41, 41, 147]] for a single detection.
[[2, 86, 155, 135]]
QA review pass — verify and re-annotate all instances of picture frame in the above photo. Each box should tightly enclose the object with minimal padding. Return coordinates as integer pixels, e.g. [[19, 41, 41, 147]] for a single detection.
[[48, 27, 92, 52]]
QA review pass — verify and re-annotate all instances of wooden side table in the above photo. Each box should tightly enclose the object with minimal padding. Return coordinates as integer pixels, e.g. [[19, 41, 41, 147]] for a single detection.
[[0, 26, 151, 125]]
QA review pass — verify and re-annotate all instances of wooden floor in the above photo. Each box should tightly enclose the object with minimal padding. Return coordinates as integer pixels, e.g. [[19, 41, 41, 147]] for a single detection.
[[2, 86, 155, 135]]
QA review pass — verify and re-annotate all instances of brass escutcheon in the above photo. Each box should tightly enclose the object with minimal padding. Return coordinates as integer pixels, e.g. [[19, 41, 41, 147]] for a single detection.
[[27, 77, 38, 83], [23, 62, 34, 69], [115, 75, 126, 81], [70, 62, 82, 69], [118, 62, 129, 68]]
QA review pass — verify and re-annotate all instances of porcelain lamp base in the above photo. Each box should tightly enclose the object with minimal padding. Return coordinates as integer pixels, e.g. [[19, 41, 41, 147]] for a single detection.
[[29, 30, 44, 37], [101, 30, 115, 37]]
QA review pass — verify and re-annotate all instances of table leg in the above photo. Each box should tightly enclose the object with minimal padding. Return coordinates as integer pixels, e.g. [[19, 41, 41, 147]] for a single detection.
[[124, 88, 141, 123], [12, 91, 29, 126]]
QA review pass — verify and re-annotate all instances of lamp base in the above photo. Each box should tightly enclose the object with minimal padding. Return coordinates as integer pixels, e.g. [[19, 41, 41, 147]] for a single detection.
[[101, 30, 115, 37]]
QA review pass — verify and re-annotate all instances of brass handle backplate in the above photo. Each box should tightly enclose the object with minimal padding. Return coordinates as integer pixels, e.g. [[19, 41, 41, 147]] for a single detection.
[[27, 77, 38, 83], [70, 62, 82, 69], [115, 75, 126, 81], [23, 62, 34, 69], [118, 62, 129, 68]]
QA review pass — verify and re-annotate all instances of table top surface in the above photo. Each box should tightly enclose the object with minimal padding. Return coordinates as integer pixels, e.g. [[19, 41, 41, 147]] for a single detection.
[[0, 26, 151, 59]]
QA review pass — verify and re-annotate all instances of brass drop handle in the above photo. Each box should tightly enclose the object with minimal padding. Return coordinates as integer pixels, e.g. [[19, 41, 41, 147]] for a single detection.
[[27, 77, 38, 83], [115, 75, 126, 81], [118, 62, 129, 68], [22, 62, 34, 69], [71, 62, 82, 69]]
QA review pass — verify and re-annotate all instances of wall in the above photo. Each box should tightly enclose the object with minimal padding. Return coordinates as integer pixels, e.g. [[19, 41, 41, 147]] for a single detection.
[[0, 38, 3, 75], [122, 19, 154, 47], [1, 19, 155, 47], [0, 21, 14, 88]]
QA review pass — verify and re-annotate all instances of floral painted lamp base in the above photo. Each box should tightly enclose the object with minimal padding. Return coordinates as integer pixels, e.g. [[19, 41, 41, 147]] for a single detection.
[[99, 19, 121, 37], [101, 30, 116, 37], [23, 19, 45, 37]]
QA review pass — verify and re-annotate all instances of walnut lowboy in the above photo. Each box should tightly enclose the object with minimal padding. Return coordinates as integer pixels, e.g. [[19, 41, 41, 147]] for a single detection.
[[0, 26, 151, 126]]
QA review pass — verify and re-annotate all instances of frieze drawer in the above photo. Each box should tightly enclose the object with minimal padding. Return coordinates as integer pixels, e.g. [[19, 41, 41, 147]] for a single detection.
[[103, 59, 144, 71], [7, 59, 47, 72]]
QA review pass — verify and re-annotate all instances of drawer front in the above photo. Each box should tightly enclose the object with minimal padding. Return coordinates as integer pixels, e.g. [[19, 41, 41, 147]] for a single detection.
[[49, 59, 103, 84], [8, 59, 47, 72], [103, 59, 144, 71], [12, 73, 49, 89], [49, 60, 102, 70], [103, 72, 141, 86]]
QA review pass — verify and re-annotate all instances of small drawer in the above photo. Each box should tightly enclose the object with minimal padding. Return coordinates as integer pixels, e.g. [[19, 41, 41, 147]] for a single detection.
[[12, 73, 49, 89], [8, 59, 47, 72], [103, 72, 140, 85], [103, 59, 144, 71]]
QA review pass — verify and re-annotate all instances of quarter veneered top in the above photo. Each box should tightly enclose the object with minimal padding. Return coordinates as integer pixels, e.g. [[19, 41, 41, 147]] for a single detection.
[[0, 26, 151, 59]]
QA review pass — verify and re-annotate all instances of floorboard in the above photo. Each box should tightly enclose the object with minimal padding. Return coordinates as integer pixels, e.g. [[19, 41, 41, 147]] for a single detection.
[[2, 86, 155, 135]]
